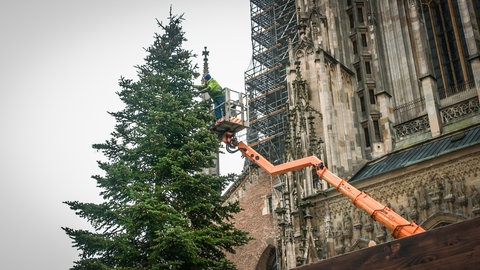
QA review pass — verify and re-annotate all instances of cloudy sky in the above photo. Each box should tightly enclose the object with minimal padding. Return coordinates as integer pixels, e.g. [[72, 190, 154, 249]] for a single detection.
[[0, 1, 251, 269]]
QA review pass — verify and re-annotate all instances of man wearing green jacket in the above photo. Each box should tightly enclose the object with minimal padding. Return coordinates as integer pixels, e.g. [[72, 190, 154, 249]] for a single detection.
[[194, 74, 225, 120]]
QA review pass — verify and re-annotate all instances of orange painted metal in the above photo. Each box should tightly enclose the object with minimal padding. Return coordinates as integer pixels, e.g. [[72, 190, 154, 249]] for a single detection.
[[231, 139, 425, 239]]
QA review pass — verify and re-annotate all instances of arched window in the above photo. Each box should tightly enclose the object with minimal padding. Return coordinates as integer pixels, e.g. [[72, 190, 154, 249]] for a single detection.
[[421, 0, 473, 98], [255, 244, 278, 270], [421, 212, 465, 230]]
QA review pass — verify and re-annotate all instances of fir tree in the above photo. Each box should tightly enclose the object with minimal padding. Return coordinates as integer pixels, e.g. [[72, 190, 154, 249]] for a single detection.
[[63, 11, 250, 270]]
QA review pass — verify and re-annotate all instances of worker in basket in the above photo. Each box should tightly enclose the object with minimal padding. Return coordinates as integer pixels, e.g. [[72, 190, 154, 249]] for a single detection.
[[194, 74, 226, 121]]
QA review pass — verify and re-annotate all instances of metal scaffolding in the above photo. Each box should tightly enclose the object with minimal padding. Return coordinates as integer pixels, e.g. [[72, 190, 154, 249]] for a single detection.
[[245, 0, 298, 164]]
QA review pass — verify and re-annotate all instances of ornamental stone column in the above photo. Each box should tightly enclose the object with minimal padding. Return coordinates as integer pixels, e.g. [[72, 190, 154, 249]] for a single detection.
[[407, 0, 442, 137]]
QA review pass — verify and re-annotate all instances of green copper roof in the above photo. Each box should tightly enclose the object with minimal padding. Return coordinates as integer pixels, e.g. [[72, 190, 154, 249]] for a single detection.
[[350, 126, 480, 182]]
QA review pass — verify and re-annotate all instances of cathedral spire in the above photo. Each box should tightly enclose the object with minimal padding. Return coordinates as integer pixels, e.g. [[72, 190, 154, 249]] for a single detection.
[[201, 46, 209, 84]]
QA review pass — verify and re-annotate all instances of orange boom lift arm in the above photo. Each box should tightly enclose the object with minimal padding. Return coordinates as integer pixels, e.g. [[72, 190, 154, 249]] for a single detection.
[[220, 131, 425, 239]]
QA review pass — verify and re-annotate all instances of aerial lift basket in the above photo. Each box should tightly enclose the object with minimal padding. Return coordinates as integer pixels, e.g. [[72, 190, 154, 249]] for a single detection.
[[209, 87, 249, 137]]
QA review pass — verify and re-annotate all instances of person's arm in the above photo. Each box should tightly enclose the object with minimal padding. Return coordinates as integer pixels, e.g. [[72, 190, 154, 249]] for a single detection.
[[194, 84, 210, 93]]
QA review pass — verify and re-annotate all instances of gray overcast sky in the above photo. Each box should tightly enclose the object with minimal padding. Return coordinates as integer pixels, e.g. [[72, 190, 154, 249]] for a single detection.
[[0, 1, 251, 269]]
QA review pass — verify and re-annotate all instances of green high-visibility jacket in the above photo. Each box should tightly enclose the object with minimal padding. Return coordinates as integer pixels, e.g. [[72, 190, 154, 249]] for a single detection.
[[196, 78, 224, 99]]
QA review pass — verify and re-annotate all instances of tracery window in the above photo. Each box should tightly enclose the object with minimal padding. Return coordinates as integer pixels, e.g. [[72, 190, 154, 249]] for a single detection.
[[471, 0, 480, 32], [373, 120, 381, 142], [363, 125, 371, 147], [421, 0, 473, 98], [365, 61, 372, 74], [355, 64, 362, 82], [348, 10, 355, 30], [357, 7, 364, 24], [352, 39, 358, 55], [359, 92, 366, 112], [369, 88, 376, 104], [361, 33, 368, 47]]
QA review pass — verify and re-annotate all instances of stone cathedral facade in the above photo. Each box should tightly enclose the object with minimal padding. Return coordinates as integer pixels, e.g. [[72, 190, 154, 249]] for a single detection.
[[224, 0, 480, 269]]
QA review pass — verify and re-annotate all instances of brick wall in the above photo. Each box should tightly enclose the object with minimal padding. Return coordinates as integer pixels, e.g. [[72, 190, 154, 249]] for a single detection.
[[225, 169, 277, 270]]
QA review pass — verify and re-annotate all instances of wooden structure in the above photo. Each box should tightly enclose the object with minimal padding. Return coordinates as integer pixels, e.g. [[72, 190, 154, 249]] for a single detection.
[[293, 217, 480, 270]]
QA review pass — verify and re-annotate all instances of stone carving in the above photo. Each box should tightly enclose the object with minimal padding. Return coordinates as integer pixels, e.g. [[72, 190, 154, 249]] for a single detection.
[[408, 0, 420, 9], [299, 154, 478, 264], [455, 178, 468, 215], [430, 177, 444, 212], [324, 211, 333, 239], [471, 185, 480, 217], [443, 175, 455, 213], [295, 20, 315, 59], [333, 222, 345, 254], [417, 182, 430, 212], [394, 115, 430, 138], [374, 221, 386, 242], [398, 204, 407, 219], [327, 154, 479, 219], [343, 212, 353, 239], [292, 188, 299, 212], [353, 208, 363, 225], [408, 196, 419, 222], [441, 98, 480, 124], [314, 234, 324, 259]]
